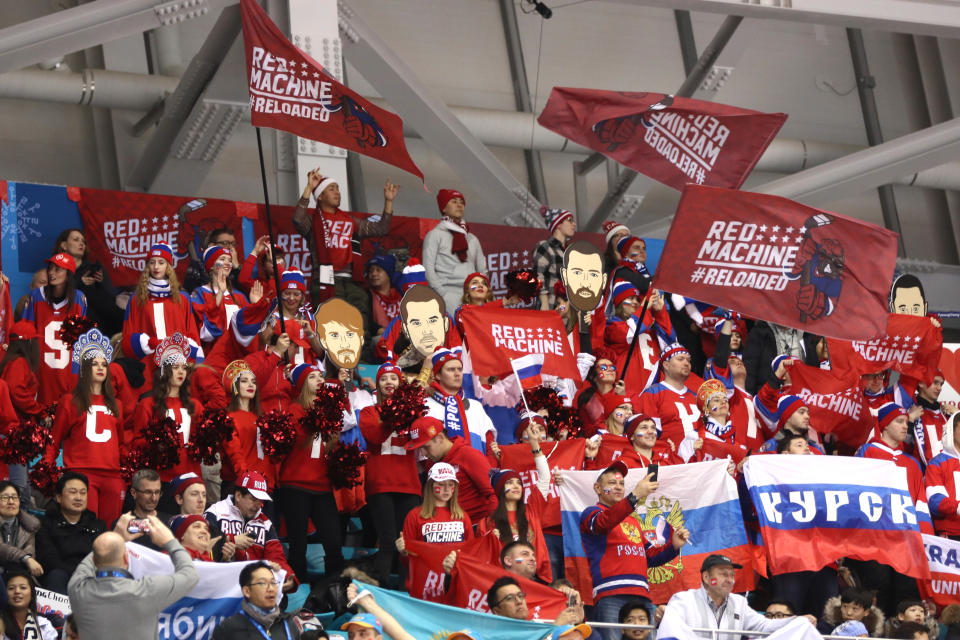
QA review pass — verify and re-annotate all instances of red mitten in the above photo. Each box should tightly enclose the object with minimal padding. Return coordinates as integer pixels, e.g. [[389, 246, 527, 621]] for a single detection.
[[797, 285, 826, 318]]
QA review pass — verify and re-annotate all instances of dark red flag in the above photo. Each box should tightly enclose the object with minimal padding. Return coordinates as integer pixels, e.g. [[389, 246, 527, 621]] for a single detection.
[[449, 553, 568, 620], [828, 314, 944, 384], [653, 185, 899, 341], [240, 0, 423, 180], [537, 88, 786, 191], [459, 306, 580, 381], [404, 535, 501, 603], [786, 363, 875, 448]]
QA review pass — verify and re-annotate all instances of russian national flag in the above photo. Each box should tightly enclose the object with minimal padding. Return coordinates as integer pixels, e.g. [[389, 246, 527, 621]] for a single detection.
[[558, 460, 754, 605], [743, 455, 929, 580], [510, 353, 545, 390]]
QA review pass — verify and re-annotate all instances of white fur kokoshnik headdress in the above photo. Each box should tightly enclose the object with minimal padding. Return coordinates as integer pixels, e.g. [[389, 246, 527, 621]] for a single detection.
[[154, 332, 191, 373], [71, 328, 113, 373]]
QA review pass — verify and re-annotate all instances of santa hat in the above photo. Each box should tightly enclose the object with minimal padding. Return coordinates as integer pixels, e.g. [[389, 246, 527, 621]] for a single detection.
[[462, 272, 489, 292], [489, 468, 521, 496], [280, 269, 307, 294], [312, 176, 338, 200], [431, 347, 462, 376], [515, 411, 547, 440], [148, 243, 175, 266], [625, 413, 659, 439], [437, 189, 465, 214], [601, 394, 632, 421], [540, 206, 573, 235], [396, 259, 428, 293], [616, 236, 645, 256], [602, 220, 630, 246], [776, 394, 807, 430], [376, 361, 402, 385], [202, 245, 230, 272], [46, 252, 77, 273], [876, 402, 908, 435], [697, 379, 728, 414], [611, 280, 640, 308], [289, 363, 322, 395]]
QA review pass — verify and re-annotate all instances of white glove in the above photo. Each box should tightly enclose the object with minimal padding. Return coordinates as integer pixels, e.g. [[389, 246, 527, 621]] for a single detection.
[[576, 352, 597, 381]]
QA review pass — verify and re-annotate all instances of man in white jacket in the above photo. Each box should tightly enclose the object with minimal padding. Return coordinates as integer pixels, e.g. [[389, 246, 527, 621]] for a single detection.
[[659, 555, 816, 640]]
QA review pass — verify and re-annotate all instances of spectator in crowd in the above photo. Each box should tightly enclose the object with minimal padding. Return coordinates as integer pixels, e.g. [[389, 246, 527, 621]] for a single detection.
[[278, 365, 345, 584], [68, 514, 199, 640], [404, 417, 497, 524], [50, 228, 124, 336], [220, 360, 273, 487], [581, 461, 689, 640], [118, 469, 172, 552], [269, 269, 323, 366], [366, 254, 401, 338], [601, 220, 630, 273], [204, 471, 297, 592], [776, 432, 812, 455], [35, 472, 106, 595], [422, 189, 486, 317], [190, 226, 243, 292], [818, 588, 884, 637], [742, 321, 820, 395], [22, 252, 87, 405], [359, 362, 422, 585], [662, 554, 814, 638], [638, 344, 701, 454], [45, 328, 125, 525], [345, 582, 417, 640], [461, 273, 493, 309], [926, 411, 960, 538], [574, 349, 623, 431], [171, 472, 207, 516], [912, 374, 957, 465], [756, 361, 823, 453], [619, 414, 680, 467], [292, 170, 398, 328], [533, 206, 575, 310], [609, 236, 651, 298], [212, 561, 300, 639], [896, 622, 931, 640], [618, 599, 653, 640], [600, 394, 633, 437], [487, 576, 529, 620], [238, 235, 286, 299], [885, 600, 938, 640], [1, 570, 57, 640], [425, 347, 494, 452], [765, 599, 796, 618], [499, 540, 537, 581], [63, 614, 78, 640], [191, 245, 250, 347], [0, 321, 46, 501], [169, 514, 219, 561], [121, 243, 203, 368], [832, 621, 871, 638], [0, 483, 41, 578]]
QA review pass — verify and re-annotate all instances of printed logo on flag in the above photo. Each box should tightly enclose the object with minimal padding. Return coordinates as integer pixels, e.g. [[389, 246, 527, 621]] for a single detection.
[[638, 496, 686, 586], [493, 324, 565, 354], [103, 214, 183, 272]]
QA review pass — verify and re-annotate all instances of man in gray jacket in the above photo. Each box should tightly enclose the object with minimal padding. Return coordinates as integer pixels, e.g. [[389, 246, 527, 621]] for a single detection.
[[422, 188, 486, 315], [68, 513, 199, 640]]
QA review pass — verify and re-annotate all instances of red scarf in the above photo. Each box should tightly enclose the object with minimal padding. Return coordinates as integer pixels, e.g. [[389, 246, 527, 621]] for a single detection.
[[442, 216, 469, 262]]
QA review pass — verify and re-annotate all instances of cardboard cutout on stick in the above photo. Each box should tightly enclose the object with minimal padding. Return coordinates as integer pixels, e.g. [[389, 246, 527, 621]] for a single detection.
[[889, 273, 928, 317], [399, 284, 450, 358], [561, 241, 607, 313], [314, 298, 364, 368]]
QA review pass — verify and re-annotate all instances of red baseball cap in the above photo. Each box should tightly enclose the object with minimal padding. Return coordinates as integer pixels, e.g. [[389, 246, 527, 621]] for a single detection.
[[596, 460, 629, 482], [9, 320, 38, 341], [404, 417, 444, 450], [46, 252, 77, 273], [237, 470, 272, 501]]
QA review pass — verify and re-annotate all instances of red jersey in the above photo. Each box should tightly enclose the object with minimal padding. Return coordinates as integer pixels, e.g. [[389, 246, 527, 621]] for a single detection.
[[132, 396, 204, 482], [245, 350, 293, 414], [46, 394, 124, 473], [857, 438, 934, 534], [221, 409, 276, 487], [637, 381, 702, 453], [913, 403, 950, 466], [358, 405, 421, 497], [426, 437, 497, 524], [22, 288, 87, 405], [0, 358, 43, 419], [313, 209, 358, 273], [604, 305, 673, 395], [122, 293, 202, 365], [925, 435, 960, 536], [278, 403, 332, 493], [403, 505, 473, 545], [190, 286, 249, 345]]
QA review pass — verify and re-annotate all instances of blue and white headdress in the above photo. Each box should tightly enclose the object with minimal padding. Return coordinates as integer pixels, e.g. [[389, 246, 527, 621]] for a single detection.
[[71, 328, 113, 373]]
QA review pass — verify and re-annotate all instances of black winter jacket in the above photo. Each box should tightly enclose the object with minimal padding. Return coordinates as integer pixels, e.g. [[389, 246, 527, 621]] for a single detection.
[[34, 506, 106, 575]]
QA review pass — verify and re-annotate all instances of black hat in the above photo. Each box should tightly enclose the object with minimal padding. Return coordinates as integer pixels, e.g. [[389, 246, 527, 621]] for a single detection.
[[700, 554, 742, 573]]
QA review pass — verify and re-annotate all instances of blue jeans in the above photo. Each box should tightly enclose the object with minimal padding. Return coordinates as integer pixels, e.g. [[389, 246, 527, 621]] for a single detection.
[[8, 464, 29, 504], [593, 594, 653, 640], [544, 533, 565, 581]]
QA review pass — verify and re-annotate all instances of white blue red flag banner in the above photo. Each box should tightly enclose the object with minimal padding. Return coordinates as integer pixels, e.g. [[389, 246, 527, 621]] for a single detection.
[[653, 185, 899, 341], [743, 455, 929, 579], [240, 0, 423, 180], [511, 353, 546, 390], [919, 534, 960, 607], [558, 460, 753, 605], [126, 543, 283, 640], [460, 306, 580, 382], [537, 88, 786, 191]]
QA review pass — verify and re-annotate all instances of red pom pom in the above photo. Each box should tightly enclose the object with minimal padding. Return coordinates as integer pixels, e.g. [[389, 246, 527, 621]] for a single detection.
[[326, 442, 368, 489], [300, 384, 348, 441], [135, 415, 182, 471], [186, 408, 236, 465], [30, 460, 62, 497], [1, 418, 54, 466], [119, 450, 149, 482], [379, 381, 426, 437], [257, 409, 297, 461], [57, 315, 97, 350], [517, 386, 581, 439]]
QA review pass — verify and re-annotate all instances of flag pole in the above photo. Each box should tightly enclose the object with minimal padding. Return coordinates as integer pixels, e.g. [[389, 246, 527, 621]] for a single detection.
[[254, 127, 285, 303], [510, 360, 533, 414]]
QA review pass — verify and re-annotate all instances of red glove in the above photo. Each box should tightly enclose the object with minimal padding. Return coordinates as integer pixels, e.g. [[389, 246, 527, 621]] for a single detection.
[[797, 237, 818, 265], [343, 115, 364, 140], [596, 116, 637, 145], [797, 284, 826, 318]]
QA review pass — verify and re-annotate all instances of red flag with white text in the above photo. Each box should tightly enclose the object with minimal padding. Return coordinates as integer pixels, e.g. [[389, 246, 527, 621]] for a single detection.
[[404, 535, 500, 603], [786, 363, 875, 448], [537, 87, 786, 191], [828, 314, 943, 384], [459, 306, 580, 381], [499, 439, 587, 528], [240, 0, 423, 180], [449, 553, 568, 620], [653, 185, 899, 341]]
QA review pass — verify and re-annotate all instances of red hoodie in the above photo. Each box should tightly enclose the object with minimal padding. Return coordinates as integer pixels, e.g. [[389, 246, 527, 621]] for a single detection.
[[426, 437, 496, 524]]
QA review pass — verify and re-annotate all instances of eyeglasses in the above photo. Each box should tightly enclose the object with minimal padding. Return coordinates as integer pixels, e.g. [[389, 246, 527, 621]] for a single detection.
[[133, 489, 162, 497], [495, 591, 526, 606], [765, 612, 791, 619], [0, 495, 20, 503], [213, 239, 237, 248], [247, 580, 276, 589]]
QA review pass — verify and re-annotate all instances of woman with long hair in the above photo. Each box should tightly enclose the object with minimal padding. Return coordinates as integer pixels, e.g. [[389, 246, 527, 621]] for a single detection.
[[1, 570, 57, 640], [0, 322, 44, 501], [0, 482, 41, 578], [191, 245, 250, 348], [43, 328, 125, 527], [22, 253, 87, 405], [121, 243, 202, 370], [220, 360, 273, 488], [358, 362, 422, 585], [51, 228, 124, 336], [131, 333, 204, 513], [479, 414, 553, 582], [276, 364, 345, 584]]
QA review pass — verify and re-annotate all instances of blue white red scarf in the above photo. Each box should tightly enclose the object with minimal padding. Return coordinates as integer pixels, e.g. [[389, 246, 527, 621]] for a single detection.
[[430, 382, 468, 439], [704, 417, 734, 442], [147, 277, 171, 298]]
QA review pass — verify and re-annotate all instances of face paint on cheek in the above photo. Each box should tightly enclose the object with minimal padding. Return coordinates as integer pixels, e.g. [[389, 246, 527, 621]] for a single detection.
[[710, 579, 718, 585], [433, 486, 445, 496], [603, 488, 612, 494]]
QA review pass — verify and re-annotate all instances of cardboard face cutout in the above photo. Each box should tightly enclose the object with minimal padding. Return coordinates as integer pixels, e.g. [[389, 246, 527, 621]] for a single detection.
[[400, 284, 449, 358], [889, 273, 928, 317], [561, 240, 607, 312], [314, 298, 364, 368]]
